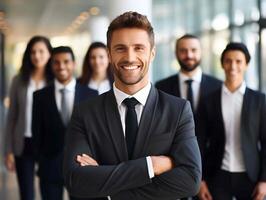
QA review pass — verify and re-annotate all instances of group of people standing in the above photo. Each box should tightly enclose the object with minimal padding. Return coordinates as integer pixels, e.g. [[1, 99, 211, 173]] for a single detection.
[[156, 35, 266, 200], [4, 11, 266, 200], [4, 37, 113, 200]]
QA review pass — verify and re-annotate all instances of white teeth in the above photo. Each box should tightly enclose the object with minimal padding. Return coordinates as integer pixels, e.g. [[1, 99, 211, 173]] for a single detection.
[[122, 65, 139, 70]]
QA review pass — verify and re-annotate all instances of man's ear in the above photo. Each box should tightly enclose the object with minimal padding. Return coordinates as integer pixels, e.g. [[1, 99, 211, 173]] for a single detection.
[[150, 46, 156, 62], [107, 48, 111, 61]]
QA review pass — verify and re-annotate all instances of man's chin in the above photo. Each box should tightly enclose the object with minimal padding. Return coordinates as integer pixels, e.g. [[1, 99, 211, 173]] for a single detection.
[[180, 65, 199, 72]]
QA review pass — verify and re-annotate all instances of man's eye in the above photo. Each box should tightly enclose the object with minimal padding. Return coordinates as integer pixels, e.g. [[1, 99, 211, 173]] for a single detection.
[[136, 47, 144, 51], [115, 47, 125, 52]]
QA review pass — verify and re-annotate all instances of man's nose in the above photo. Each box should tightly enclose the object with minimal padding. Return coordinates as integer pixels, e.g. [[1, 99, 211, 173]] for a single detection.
[[125, 48, 137, 63]]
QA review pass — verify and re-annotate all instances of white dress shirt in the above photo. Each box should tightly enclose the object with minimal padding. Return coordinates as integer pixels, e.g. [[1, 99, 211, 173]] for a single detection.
[[24, 78, 45, 137], [55, 78, 76, 116], [113, 82, 154, 178], [179, 67, 202, 111], [221, 82, 246, 172], [88, 79, 111, 95]]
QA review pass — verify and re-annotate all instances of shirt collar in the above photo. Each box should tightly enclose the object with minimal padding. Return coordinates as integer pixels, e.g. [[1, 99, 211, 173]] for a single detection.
[[113, 82, 151, 106], [222, 81, 246, 95], [179, 67, 202, 83], [54, 78, 76, 92]]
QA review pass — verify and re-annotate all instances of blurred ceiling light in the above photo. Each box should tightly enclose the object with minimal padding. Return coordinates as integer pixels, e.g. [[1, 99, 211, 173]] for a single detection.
[[211, 14, 229, 31], [234, 10, 244, 26], [251, 7, 260, 21], [80, 11, 89, 19], [75, 19, 83, 25], [90, 7, 100, 16], [212, 37, 228, 55]]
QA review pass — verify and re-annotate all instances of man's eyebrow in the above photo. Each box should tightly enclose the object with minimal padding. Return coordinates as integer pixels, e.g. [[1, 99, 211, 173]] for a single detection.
[[113, 44, 126, 48]]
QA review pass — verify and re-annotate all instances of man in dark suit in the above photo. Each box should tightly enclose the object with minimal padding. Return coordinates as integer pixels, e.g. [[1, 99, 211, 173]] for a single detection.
[[32, 46, 97, 200], [198, 42, 266, 200], [63, 11, 201, 200], [155, 34, 221, 142]]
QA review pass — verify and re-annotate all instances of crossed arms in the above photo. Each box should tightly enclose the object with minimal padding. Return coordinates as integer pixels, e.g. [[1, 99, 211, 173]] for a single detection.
[[63, 102, 201, 199]]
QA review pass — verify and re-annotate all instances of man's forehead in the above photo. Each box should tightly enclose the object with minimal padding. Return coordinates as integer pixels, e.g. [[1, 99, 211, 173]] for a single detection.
[[110, 28, 150, 45]]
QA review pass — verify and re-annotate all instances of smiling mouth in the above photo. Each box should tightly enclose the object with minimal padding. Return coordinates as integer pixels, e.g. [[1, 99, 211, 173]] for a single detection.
[[121, 65, 140, 70]]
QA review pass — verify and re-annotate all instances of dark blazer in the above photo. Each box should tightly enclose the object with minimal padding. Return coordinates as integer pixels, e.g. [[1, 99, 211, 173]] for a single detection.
[[32, 82, 98, 182], [155, 73, 221, 150], [155, 73, 222, 113], [63, 86, 202, 200], [198, 87, 266, 183]]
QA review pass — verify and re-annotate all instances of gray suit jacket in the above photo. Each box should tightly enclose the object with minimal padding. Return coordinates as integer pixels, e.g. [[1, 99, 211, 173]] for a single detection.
[[5, 75, 28, 156], [63, 86, 202, 200]]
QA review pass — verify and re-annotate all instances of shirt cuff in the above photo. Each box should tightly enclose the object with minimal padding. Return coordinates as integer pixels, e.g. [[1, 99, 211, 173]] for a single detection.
[[107, 196, 111, 200], [146, 156, 155, 178]]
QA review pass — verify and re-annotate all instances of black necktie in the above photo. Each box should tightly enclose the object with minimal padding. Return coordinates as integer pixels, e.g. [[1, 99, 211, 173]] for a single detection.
[[185, 79, 194, 112], [123, 97, 139, 159], [60, 88, 70, 125]]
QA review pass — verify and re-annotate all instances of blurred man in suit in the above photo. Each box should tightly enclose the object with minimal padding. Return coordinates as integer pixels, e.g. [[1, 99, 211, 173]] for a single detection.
[[156, 34, 221, 143], [156, 35, 221, 200], [32, 46, 97, 200], [63, 12, 201, 200], [198, 42, 266, 200]]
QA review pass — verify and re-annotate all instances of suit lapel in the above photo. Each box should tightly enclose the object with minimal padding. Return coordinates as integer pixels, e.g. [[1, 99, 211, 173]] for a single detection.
[[240, 88, 250, 140], [74, 83, 79, 105], [173, 74, 181, 97], [215, 88, 225, 132], [132, 86, 158, 158], [20, 82, 27, 116], [104, 91, 128, 161], [198, 75, 207, 104], [49, 84, 65, 126]]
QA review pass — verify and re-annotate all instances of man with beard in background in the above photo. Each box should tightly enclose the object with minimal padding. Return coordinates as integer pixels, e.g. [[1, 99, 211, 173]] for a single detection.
[[156, 34, 221, 115], [156, 34, 222, 199]]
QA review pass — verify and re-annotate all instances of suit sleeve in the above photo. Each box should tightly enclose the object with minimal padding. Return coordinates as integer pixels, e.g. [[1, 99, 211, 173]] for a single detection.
[[4, 76, 19, 155], [111, 102, 202, 200], [63, 105, 152, 198], [259, 94, 266, 181]]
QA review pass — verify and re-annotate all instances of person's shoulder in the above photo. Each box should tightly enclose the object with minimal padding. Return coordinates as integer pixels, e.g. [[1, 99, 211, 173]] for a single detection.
[[202, 74, 222, 85], [10, 74, 24, 86], [246, 87, 266, 99], [34, 83, 53, 98], [155, 74, 178, 87], [75, 90, 110, 111], [157, 88, 186, 105], [76, 82, 98, 96]]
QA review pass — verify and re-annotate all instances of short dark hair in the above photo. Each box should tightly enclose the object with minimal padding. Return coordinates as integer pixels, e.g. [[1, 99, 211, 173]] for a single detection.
[[221, 42, 251, 64], [52, 46, 75, 61], [107, 11, 154, 49], [176, 34, 199, 50]]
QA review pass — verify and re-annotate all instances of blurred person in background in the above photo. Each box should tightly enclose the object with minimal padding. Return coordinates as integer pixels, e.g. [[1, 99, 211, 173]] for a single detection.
[[32, 46, 97, 200], [4, 35, 54, 200], [198, 42, 266, 200], [79, 42, 113, 95]]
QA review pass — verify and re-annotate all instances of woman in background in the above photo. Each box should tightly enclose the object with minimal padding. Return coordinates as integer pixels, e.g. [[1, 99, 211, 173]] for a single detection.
[[5, 36, 53, 200], [79, 42, 113, 94]]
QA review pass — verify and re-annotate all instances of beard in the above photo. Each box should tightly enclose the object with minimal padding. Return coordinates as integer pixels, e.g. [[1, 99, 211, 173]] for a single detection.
[[178, 58, 201, 72], [111, 60, 145, 85]]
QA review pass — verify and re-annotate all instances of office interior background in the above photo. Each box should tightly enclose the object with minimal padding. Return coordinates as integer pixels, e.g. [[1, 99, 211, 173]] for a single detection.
[[0, 0, 266, 199]]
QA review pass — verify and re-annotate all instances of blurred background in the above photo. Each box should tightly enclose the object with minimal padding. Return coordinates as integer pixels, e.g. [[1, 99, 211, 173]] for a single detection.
[[0, 0, 266, 199]]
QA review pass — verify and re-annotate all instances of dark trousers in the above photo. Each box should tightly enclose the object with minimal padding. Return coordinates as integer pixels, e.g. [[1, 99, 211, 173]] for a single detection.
[[40, 180, 85, 200], [40, 180, 63, 200], [207, 169, 256, 200], [15, 138, 35, 200]]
